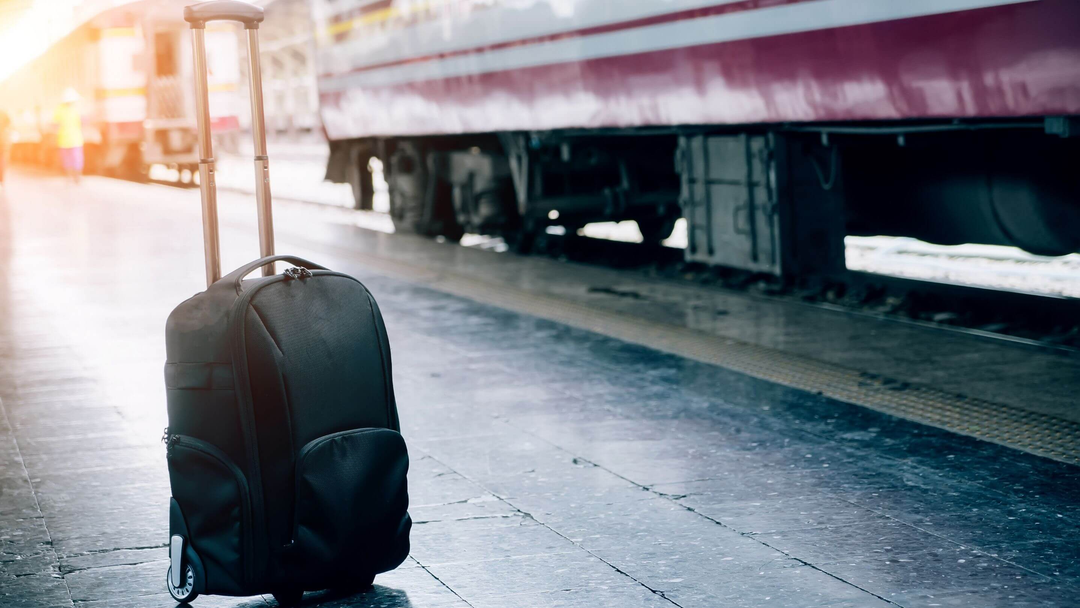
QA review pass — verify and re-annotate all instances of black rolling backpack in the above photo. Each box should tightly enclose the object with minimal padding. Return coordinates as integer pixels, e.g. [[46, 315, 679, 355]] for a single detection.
[[162, 3, 410, 605]]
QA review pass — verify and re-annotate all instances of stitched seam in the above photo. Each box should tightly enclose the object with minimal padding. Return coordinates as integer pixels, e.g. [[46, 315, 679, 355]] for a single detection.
[[248, 304, 295, 448], [366, 290, 394, 429]]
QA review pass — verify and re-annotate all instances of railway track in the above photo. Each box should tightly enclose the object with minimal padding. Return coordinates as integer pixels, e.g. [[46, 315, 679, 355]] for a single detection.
[[527, 230, 1080, 355]]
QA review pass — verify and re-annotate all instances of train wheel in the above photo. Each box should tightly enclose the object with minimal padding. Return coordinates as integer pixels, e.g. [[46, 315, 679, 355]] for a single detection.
[[988, 142, 1080, 256], [636, 216, 678, 246], [436, 219, 466, 242], [991, 191, 1080, 256], [348, 153, 374, 211], [388, 141, 464, 241], [388, 141, 427, 234], [504, 219, 539, 254]]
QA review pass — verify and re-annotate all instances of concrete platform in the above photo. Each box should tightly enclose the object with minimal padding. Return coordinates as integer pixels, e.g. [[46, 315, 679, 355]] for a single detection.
[[209, 163, 1079, 428], [0, 170, 1078, 607]]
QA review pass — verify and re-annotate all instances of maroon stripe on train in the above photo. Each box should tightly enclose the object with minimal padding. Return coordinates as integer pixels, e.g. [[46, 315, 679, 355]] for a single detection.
[[316, 1, 1080, 135]]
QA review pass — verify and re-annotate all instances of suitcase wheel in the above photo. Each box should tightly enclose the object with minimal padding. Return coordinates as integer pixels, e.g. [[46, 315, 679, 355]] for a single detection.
[[272, 589, 303, 606], [166, 563, 198, 603]]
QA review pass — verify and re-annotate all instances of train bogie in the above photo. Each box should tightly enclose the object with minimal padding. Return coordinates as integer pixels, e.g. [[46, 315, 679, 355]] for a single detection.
[[316, 0, 1080, 274]]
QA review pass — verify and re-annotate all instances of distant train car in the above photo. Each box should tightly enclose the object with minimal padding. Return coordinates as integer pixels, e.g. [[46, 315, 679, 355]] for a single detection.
[[0, 0, 241, 180], [313, 0, 1080, 277]]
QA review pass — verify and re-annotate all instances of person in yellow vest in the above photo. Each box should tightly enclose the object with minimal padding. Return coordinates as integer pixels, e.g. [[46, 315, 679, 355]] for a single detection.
[[54, 88, 84, 184]]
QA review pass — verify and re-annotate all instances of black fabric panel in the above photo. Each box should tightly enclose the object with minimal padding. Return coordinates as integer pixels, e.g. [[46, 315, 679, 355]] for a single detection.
[[287, 428, 410, 586], [165, 388, 246, 469], [164, 285, 238, 364], [164, 273, 247, 483], [165, 362, 234, 390], [247, 275, 391, 447], [243, 309, 295, 560]]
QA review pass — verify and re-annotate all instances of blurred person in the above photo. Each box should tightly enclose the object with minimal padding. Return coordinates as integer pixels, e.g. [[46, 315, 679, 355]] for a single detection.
[[0, 109, 9, 187], [54, 88, 84, 184]]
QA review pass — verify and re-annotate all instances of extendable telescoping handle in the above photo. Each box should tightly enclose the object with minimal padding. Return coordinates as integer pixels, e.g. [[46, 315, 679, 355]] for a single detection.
[[185, 1, 274, 287]]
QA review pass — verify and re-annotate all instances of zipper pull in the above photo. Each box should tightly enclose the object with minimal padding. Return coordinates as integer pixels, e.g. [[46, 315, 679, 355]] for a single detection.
[[283, 267, 312, 281], [163, 430, 179, 458]]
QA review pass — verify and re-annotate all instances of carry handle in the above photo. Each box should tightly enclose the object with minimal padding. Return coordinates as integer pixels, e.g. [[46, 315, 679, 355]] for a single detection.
[[184, 1, 264, 29], [221, 255, 328, 294], [186, 1, 275, 288]]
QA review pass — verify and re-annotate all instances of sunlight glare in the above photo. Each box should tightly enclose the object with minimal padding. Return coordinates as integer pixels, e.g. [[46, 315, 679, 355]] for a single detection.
[[0, 1, 129, 82]]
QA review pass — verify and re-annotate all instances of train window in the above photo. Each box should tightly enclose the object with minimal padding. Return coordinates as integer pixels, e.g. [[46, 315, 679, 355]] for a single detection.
[[154, 31, 179, 77]]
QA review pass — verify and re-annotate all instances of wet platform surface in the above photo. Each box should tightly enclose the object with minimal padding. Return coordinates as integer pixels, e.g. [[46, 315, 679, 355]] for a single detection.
[[221, 185, 1080, 426], [0, 171, 1078, 607]]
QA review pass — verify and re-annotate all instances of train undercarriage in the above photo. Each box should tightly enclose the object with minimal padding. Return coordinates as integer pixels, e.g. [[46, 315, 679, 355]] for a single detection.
[[326, 117, 1080, 280]]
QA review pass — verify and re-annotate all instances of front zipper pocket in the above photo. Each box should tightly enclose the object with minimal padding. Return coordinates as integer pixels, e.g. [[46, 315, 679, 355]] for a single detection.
[[287, 427, 411, 586], [166, 434, 253, 595]]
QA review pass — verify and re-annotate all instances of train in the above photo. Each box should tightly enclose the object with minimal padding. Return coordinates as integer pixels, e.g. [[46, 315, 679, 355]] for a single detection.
[[0, 0, 241, 180], [313, 0, 1080, 278]]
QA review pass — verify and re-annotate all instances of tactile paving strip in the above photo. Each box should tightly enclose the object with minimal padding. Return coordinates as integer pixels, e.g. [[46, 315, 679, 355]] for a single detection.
[[307, 238, 1080, 465]]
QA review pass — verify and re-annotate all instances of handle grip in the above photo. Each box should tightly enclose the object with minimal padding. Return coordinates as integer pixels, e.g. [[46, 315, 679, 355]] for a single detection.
[[220, 255, 328, 293], [185, 1, 264, 29]]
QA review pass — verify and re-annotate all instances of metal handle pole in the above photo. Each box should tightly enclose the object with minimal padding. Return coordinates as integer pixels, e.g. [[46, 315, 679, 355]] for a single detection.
[[192, 28, 221, 287], [246, 29, 275, 276]]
